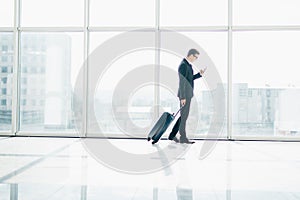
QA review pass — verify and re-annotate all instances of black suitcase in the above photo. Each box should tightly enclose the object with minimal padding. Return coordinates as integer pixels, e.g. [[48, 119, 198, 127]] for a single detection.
[[147, 107, 182, 144]]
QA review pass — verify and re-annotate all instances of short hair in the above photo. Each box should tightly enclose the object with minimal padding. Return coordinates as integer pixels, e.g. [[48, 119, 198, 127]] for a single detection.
[[187, 48, 200, 57]]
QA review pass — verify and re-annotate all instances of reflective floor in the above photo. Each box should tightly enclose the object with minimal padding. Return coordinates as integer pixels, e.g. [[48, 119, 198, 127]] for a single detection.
[[0, 137, 300, 200]]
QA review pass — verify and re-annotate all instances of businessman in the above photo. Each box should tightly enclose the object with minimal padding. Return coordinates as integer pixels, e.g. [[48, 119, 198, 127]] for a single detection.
[[168, 49, 206, 144]]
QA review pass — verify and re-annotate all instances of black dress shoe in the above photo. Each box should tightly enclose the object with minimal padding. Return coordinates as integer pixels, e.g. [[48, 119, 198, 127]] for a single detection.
[[180, 137, 195, 144], [168, 136, 179, 143]]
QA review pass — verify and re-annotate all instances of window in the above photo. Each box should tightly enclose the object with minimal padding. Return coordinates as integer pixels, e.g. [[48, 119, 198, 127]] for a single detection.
[[239, 88, 247, 97], [21, 89, 27, 95], [90, 0, 155, 27], [0, 33, 13, 132], [1, 67, 8, 73], [21, 99, 26, 106], [248, 90, 252, 97], [1, 56, 8, 62], [233, 31, 300, 137], [3, 67, 7, 73], [1, 89, 6, 95], [0, 0, 14, 26], [266, 90, 271, 97], [21, 78, 27, 85], [160, 0, 227, 26], [88, 32, 155, 136], [30, 67, 37, 74], [1, 99, 6, 105], [21, 0, 84, 26], [1, 77, 7, 84], [2, 45, 8, 52], [19, 32, 83, 134], [22, 67, 28, 73], [1, 0, 299, 140], [234, 0, 300, 26]]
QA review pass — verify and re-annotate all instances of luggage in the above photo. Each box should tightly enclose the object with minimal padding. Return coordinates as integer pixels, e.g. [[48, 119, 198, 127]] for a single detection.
[[147, 107, 182, 144]]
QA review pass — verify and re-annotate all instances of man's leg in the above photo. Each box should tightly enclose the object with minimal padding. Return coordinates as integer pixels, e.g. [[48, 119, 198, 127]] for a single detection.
[[168, 117, 181, 140], [179, 98, 191, 140]]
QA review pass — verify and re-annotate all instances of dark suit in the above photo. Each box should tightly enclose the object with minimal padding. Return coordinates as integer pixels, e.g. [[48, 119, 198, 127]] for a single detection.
[[169, 58, 201, 140]]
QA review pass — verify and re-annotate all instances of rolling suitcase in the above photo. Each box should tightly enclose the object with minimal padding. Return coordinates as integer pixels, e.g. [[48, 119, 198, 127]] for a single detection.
[[147, 107, 182, 144]]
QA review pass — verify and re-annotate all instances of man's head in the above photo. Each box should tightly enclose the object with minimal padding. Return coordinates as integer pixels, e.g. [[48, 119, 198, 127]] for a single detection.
[[186, 48, 199, 63]]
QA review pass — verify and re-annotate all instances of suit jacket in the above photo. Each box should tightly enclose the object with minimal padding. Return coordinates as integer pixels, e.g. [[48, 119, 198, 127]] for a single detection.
[[177, 58, 201, 100]]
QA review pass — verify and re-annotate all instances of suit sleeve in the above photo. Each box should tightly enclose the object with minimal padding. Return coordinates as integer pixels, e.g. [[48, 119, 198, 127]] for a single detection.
[[193, 72, 202, 80], [178, 64, 188, 100]]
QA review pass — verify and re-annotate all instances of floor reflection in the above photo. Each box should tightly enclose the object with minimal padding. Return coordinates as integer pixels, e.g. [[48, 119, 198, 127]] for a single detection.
[[176, 186, 193, 200], [2, 183, 300, 200], [1, 138, 300, 199]]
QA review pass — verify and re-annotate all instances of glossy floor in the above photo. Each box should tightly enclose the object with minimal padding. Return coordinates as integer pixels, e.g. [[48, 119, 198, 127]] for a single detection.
[[0, 137, 300, 200]]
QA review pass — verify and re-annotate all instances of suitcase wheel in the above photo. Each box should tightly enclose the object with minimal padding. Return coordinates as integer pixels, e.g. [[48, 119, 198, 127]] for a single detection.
[[152, 140, 157, 145], [147, 137, 151, 141]]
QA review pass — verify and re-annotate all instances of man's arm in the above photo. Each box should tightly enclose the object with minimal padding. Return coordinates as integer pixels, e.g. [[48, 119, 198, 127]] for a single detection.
[[178, 64, 188, 101], [193, 73, 201, 80], [194, 67, 207, 80]]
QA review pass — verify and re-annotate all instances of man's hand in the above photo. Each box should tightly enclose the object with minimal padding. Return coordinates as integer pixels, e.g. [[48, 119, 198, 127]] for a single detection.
[[200, 67, 207, 75], [181, 99, 186, 106]]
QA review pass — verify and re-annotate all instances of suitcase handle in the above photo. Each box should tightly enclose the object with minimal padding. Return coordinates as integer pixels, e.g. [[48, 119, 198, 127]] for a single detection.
[[173, 105, 184, 118]]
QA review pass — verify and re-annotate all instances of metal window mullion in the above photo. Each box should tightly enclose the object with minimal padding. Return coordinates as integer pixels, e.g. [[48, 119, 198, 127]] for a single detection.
[[19, 27, 85, 32], [10, 184, 18, 200], [12, 0, 21, 136], [0, 27, 14, 32], [83, 0, 90, 137], [154, 0, 160, 119], [88, 26, 155, 32], [86, 25, 300, 32], [227, 0, 233, 140], [232, 25, 300, 32], [159, 26, 228, 32]]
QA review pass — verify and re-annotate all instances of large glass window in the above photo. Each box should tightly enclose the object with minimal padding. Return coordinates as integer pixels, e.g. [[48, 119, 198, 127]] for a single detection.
[[0, 0, 14, 27], [0, 33, 13, 132], [160, 0, 228, 26], [88, 32, 155, 137], [21, 0, 84, 27], [19, 32, 83, 135], [232, 31, 300, 137], [233, 0, 300, 26], [0, 0, 299, 140], [90, 0, 155, 27]]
